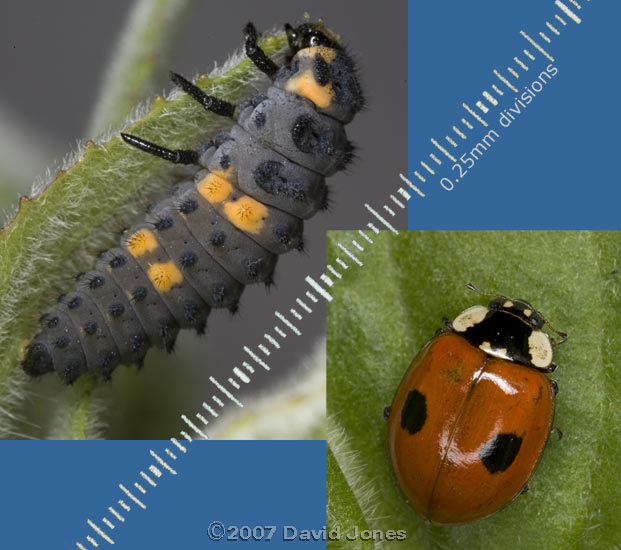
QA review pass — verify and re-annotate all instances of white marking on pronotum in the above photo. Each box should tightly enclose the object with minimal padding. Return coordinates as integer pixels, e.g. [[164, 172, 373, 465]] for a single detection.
[[119, 484, 146, 510], [327, 266, 342, 279], [475, 100, 489, 114], [383, 204, 395, 217], [445, 135, 458, 147], [258, 343, 271, 356], [453, 125, 467, 139], [86, 535, 99, 547], [337, 242, 364, 266], [357, 230, 374, 244], [289, 308, 302, 320], [151, 449, 178, 474], [366, 223, 380, 234], [276, 310, 302, 335], [462, 103, 488, 127], [546, 21, 560, 35], [389, 194, 405, 209], [228, 378, 240, 389], [364, 204, 400, 234], [493, 69, 519, 93], [202, 402, 219, 417], [87, 519, 114, 545], [196, 412, 208, 426], [520, 31, 554, 62], [263, 333, 280, 349], [514, 57, 528, 70], [244, 346, 270, 370], [170, 437, 187, 453], [77, 542, 88, 550], [413, 170, 426, 183], [242, 361, 255, 374], [274, 325, 287, 338], [102, 517, 114, 530], [420, 161, 435, 175], [180, 431, 193, 443], [148, 465, 162, 478], [134, 482, 147, 494], [108, 507, 125, 522], [539, 31, 551, 43], [320, 273, 334, 287], [523, 49, 535, 61], [306, 290, 318, 302], [507, 66, 520, 77], [555, 14, 567, 25], [118, 500, 130, 512], [182, 414, 209, 439], [555, 0, 581, 23], [482, 91, 498, 106], [140, 471, 157, 487], [234, 366, 251, 383], [210, 376, 244, 408], [461, 117, 474, 129], [397, 187, 410, 201]]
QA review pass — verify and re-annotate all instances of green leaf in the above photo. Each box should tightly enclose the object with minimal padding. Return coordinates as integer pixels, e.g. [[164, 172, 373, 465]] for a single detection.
[[327, 230, 620, 549], [0, 30, 290, 439]]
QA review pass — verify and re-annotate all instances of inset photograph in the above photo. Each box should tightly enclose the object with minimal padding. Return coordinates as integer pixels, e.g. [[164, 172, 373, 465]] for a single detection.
[[327, 230, 620, 548]]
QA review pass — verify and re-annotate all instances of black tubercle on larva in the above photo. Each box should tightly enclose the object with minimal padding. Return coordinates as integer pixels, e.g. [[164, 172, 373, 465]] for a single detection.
[[23, 20, 363, 382]]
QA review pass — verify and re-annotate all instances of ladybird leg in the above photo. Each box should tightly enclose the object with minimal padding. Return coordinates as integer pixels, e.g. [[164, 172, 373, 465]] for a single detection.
[[121, 133, 198, 165], [518, 483, 529, 496], [244, 23, 279, 78], [552, 425, 563, 440], [169, 71, 236, 118], [550, 378, 559, 397], [383, 406, 391, 421], [540, 362, 557, 374]]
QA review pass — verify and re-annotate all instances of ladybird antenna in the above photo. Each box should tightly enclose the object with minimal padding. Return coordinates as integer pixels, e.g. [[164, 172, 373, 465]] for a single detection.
[[538, 312, 568, 346], [169, 71, 236, 118], [465, 283, 506, 300]]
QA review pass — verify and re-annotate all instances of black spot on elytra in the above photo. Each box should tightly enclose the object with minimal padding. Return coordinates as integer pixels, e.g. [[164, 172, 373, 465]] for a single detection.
[[479, 432, 523, 474], [132, 286, 148, 302], [154, 216, 173, 230], [180, 251, 198, 267], [179, 198, 198, 214], [211, 231, 226, 247], [109, 303, 125, 318], [401, 389, 427, 435], [83, 321, 98, 335], [109, 254, 127, 268]]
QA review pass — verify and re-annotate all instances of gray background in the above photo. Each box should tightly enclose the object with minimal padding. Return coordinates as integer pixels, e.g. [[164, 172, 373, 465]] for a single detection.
[[0, 0, 406, 438]]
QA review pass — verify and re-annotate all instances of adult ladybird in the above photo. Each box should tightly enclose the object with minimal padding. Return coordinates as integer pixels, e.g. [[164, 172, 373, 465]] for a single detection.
[[386, 284, 567, 525]]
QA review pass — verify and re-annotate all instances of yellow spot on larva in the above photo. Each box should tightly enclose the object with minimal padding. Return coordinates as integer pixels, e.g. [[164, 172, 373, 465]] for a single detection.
[[285, 70, 334, 109], [298, 46, 337, 63], [148, 261, 183, 292], [126, 229, 158, 258], [223, 196, 267, 234], [197, 173, 233, 203]]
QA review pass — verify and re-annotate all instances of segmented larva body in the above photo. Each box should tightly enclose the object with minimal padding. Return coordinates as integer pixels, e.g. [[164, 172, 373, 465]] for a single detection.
[[22, 22, 363, 383]]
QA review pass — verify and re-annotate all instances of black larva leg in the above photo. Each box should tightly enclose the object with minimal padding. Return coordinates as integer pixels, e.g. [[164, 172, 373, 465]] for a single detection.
[[383, 406, 391, 420], [121, 133, 198, 165], [169, 71, 236, 118], [518, 483, 529, 496], [244, 22, 279, 78], [552, 425, 563, 440], [540, 362, 558, 374], [550, 378, 559, 397]]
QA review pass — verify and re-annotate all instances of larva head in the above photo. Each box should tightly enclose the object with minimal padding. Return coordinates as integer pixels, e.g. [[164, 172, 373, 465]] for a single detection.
[[278, 23, 364, 123]]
